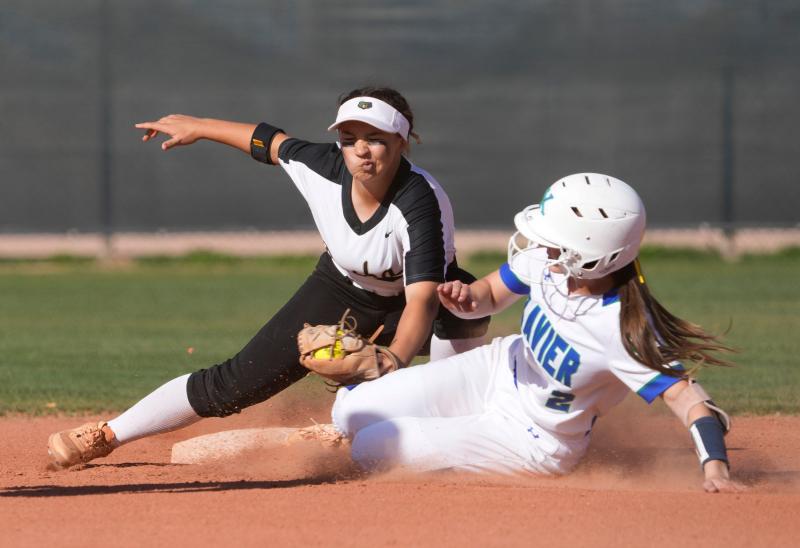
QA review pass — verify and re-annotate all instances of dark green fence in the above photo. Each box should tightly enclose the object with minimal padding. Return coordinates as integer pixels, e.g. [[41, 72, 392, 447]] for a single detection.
[[2, 0, 798, 232]]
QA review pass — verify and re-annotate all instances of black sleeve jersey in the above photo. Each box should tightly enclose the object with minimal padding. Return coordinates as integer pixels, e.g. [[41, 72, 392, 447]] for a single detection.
[[266, 134, 456, 297]]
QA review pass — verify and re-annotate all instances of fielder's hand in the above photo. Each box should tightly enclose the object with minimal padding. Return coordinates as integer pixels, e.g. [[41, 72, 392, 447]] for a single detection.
[[136, 114, 205, 151], [437, 280, 478, 314]]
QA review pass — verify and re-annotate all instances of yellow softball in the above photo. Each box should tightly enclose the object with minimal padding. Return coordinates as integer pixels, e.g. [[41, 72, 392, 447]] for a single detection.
[[313, 331, 345, 359]]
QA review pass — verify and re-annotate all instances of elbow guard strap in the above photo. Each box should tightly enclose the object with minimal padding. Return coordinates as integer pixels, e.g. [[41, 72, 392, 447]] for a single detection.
[[672, 379, 731, 433], [689, 416, 729, 467], [250, 122, 284, 165]]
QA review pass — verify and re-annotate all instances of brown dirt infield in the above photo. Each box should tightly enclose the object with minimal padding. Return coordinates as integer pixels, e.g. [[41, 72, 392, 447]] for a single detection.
[[1, 394, 798, 548]]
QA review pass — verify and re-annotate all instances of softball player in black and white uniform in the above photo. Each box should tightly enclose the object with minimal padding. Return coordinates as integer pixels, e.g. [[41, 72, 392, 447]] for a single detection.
[[332, 174, 743, 493], [47, 87, 488, 467]]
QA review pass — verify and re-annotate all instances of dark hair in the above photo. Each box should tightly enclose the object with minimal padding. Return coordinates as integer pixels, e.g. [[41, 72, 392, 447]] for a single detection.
[[338, 86, 419, 142], [613, 262, 734, 376]]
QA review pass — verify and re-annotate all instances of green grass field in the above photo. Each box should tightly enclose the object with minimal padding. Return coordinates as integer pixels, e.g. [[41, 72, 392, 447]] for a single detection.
[[1, 249, 798, 415]]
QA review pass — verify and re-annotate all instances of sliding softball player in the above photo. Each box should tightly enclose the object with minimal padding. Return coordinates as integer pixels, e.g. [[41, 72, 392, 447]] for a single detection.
[[332, 173, 742, 492]]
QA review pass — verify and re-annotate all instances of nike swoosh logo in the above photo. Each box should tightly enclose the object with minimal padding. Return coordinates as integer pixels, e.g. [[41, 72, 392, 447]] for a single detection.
[[384, 231, 393, 238]]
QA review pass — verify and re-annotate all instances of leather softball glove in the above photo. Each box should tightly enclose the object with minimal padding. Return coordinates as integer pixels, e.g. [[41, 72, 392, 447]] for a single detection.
[[297, 309, 403, 385]]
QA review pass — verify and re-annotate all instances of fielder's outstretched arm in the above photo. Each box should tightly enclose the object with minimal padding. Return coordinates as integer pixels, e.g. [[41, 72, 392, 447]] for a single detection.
[[661, 380, 745, 493], [135, 115, 289, 164]]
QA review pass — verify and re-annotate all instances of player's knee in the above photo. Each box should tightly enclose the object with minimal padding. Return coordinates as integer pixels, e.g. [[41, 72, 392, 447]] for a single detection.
[[331, 386, 354, 434], [186, 360, 272, 418], [350, 421, 403, 470], [331, 385, 390, 437]]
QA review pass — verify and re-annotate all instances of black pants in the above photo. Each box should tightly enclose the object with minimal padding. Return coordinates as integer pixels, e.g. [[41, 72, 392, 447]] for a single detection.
[[187, 253, 489, 417]]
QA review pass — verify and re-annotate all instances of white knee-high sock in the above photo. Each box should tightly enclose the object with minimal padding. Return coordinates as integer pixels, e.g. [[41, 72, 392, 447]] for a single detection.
[[429, 334, 485, 362], [107, 373, 201, 444]]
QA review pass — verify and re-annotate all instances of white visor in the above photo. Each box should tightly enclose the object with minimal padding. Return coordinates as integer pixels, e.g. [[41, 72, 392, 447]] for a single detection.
[[328, 97, 410, 141]]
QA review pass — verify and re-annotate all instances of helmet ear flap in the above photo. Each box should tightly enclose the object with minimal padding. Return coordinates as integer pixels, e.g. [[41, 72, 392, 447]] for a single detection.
[[556, 248, 582, 278]]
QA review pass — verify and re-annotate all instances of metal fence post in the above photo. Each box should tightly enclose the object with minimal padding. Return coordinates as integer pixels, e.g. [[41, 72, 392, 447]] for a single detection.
[[99, 0, 114, 257], [721, 64, 736, 257]]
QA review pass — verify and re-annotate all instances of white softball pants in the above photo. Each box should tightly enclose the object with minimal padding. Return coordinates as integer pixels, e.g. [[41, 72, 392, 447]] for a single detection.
[[332, 335, 576, 475]]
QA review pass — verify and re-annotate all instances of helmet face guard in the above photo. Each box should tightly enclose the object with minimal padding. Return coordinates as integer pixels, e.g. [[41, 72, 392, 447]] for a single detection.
[[508, 174, 646, 283], [507, 206, 572, 285]]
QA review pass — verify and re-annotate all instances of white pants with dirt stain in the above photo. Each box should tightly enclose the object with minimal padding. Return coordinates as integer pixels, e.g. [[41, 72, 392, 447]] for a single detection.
[[331, 335, 586, 476]]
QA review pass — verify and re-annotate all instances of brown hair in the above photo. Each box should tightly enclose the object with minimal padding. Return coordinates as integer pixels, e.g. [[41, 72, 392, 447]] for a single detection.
[[613, 261, 734, 376], [338, 86, 420, 142]]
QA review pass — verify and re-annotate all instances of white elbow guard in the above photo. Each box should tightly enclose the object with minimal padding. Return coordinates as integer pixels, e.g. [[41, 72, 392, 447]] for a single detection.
[[672, 379, 731, 433]]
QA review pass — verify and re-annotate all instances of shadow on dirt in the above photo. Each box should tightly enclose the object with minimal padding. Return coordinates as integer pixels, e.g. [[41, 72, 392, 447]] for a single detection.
[[0, 475, 348, 498], [733, 469, 800, 486], [45, 461, 176, 471]]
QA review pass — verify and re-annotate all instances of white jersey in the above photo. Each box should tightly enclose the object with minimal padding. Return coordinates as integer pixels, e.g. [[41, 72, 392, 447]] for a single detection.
[[331, 248, 685, 476], [277, 138, 456, 296], [499, 248, 681, 439]]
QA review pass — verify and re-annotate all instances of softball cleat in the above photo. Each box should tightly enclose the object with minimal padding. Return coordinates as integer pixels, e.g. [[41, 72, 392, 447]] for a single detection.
[[288, 422, 349, 448], [48, 421, 117, 468]]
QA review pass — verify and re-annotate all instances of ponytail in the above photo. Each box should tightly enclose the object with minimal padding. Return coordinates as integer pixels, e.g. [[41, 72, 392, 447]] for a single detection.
[[615, 260, 734, 376]]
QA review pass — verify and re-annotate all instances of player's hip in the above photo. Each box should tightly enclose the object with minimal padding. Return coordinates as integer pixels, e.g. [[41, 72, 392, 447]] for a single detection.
[[481, 335, 590, 473]]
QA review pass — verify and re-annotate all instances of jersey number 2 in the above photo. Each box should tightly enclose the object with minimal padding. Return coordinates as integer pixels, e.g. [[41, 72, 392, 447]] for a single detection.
[[545, 390, 575, 412]]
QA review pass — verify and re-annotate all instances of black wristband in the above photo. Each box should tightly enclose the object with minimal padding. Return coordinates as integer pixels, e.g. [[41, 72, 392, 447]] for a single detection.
[[690, 416, 729, 468], [250, 122, 284, 165]]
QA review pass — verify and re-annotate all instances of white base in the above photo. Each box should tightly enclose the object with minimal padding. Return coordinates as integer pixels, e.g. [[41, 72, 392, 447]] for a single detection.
[[170, 427, 300, 464]]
